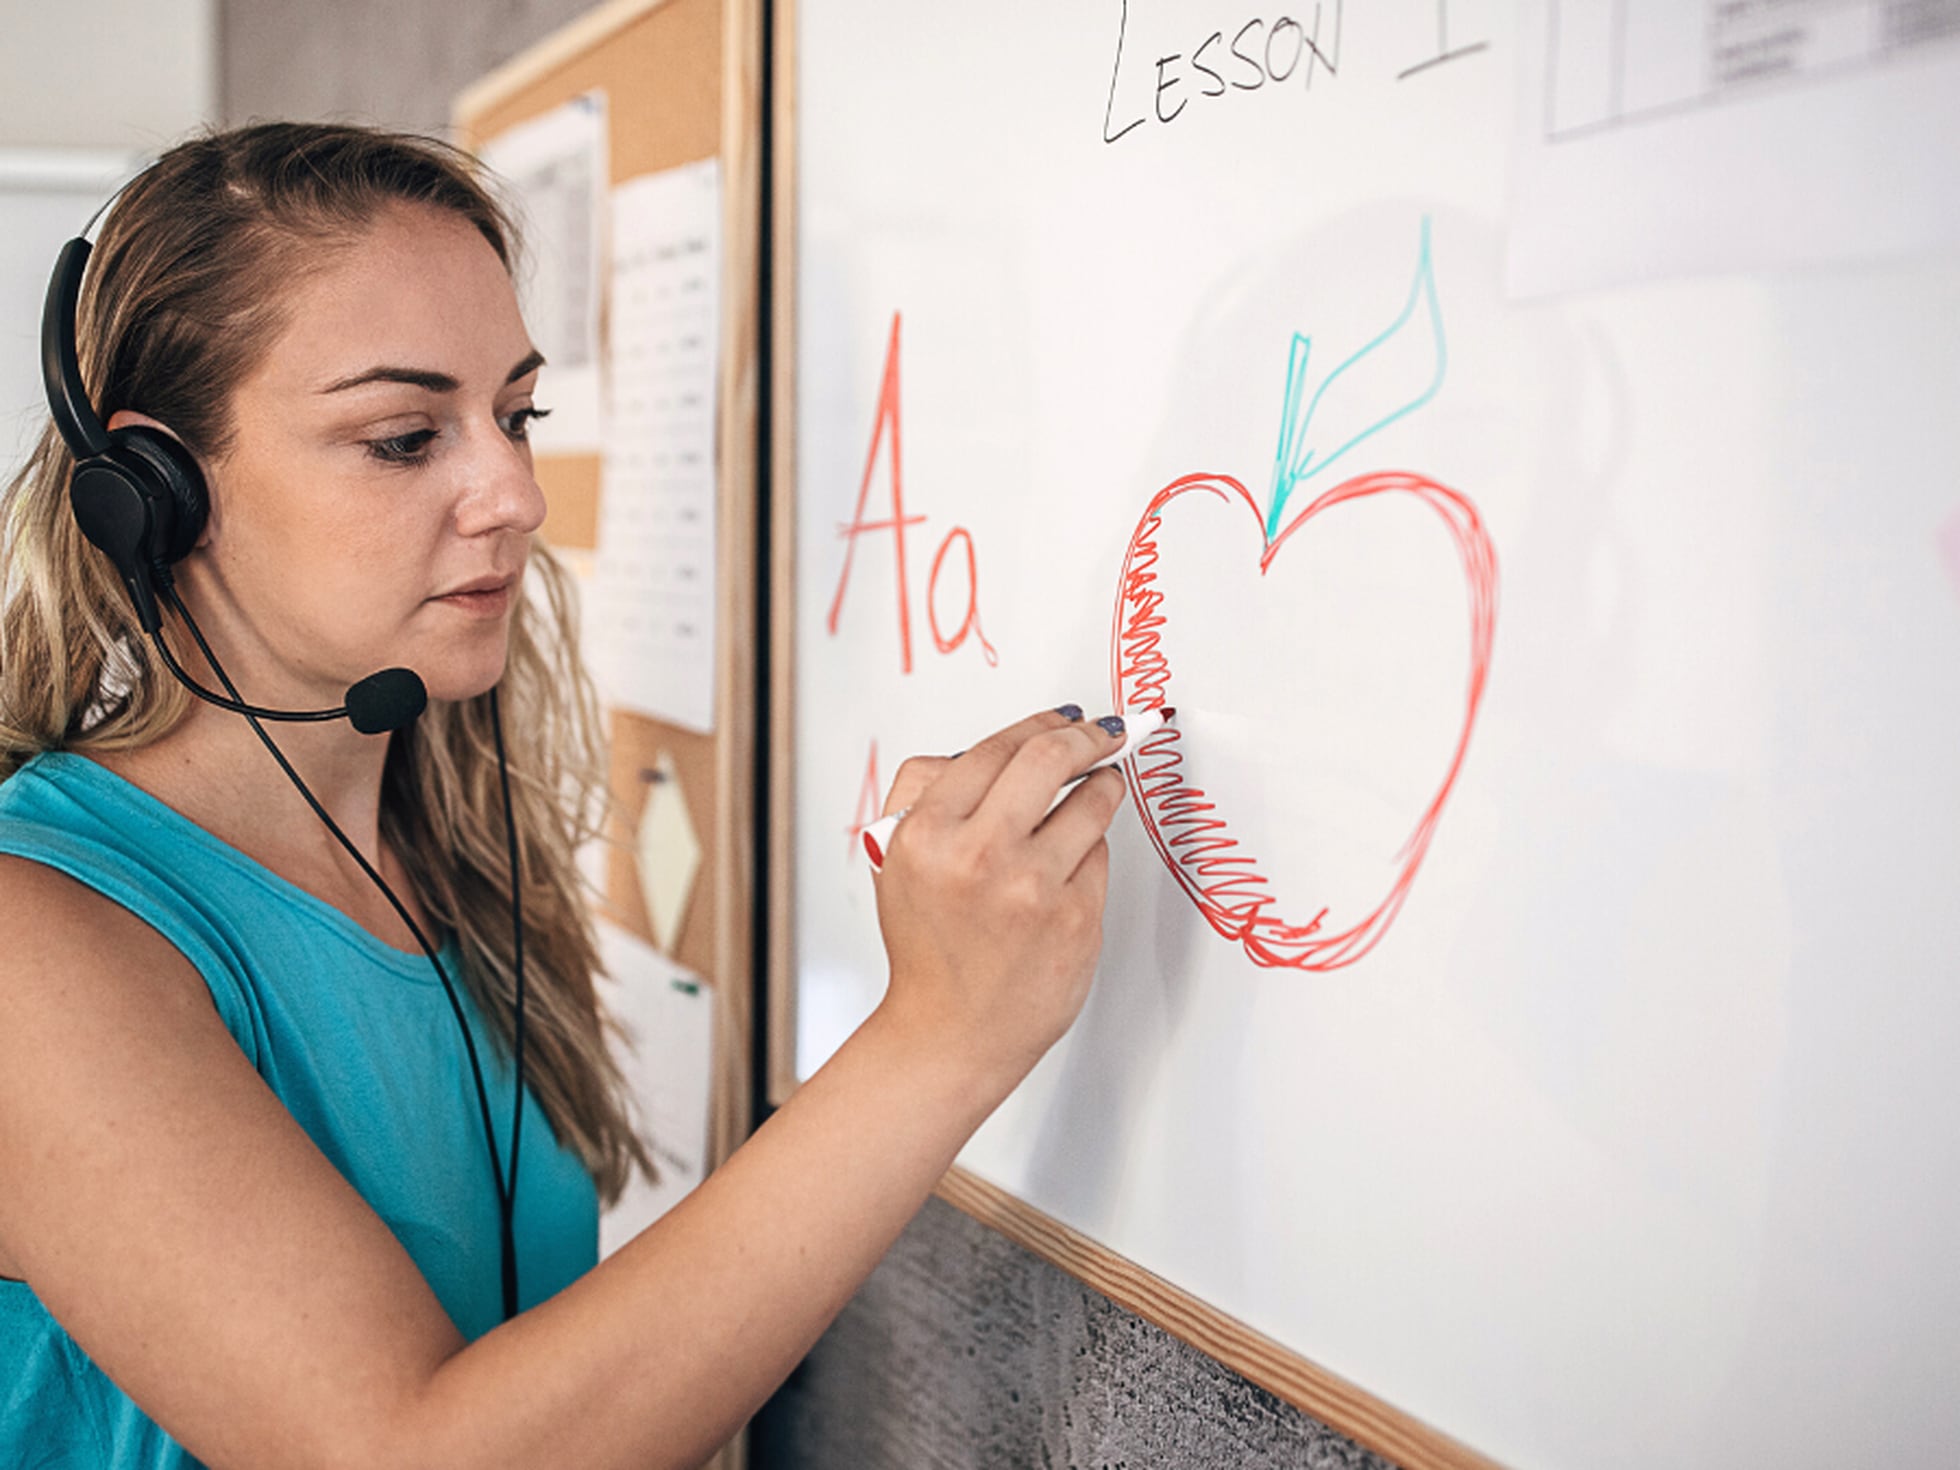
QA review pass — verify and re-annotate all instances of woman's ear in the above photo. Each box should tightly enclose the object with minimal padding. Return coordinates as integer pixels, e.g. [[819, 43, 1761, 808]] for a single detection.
[[104, 408, 170, 437]]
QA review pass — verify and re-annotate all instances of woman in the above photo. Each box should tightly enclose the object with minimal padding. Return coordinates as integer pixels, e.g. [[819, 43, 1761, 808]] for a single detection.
[[0, 124, 1126, 1468]]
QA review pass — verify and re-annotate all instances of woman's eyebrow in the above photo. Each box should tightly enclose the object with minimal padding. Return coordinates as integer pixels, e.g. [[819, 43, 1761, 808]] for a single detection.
[[319, 349, 547, 395], [506, 348, 546, 384]]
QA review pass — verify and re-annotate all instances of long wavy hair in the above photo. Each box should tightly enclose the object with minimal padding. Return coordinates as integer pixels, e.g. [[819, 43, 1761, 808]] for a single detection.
[[0, 122, 649, 1204]]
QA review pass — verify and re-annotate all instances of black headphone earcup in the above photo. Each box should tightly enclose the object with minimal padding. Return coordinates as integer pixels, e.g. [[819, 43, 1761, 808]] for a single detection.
[[112, 424, 208, 565], [70, 454, 157, 574], [69, 449, 165, 632]]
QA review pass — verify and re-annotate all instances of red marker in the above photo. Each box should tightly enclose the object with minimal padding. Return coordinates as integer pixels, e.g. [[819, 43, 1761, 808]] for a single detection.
[[862, 707, 1176, 871]]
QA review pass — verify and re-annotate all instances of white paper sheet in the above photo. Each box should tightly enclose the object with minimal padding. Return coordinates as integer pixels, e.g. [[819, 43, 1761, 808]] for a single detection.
[[1509, 1, 1960, 294], [594, 920, 716, 1256], [592, 161, 722, 732], [480, 92, 607, 451]]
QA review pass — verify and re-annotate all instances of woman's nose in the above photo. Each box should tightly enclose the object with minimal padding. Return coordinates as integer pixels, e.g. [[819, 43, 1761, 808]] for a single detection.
[[454, 422, 548, 538]]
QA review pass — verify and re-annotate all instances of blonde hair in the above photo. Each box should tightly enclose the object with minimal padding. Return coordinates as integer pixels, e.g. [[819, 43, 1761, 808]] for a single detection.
[[0, 123, 649, 1204]]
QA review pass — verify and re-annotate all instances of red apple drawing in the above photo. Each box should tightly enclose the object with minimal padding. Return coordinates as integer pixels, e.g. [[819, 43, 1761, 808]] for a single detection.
[[1107, 217, 1497, 969], [1109, 466, 1496, 970]]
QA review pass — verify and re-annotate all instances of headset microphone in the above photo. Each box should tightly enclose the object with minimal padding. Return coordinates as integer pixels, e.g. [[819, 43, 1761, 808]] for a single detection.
[[342, 668, 430, 734]]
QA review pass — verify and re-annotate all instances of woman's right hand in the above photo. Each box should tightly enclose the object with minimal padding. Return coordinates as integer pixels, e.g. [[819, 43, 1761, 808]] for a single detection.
[[868, 706, 1130, 1094]]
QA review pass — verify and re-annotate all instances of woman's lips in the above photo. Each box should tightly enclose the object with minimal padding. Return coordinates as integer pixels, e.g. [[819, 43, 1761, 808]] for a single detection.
[[432, 582, 514, 615]]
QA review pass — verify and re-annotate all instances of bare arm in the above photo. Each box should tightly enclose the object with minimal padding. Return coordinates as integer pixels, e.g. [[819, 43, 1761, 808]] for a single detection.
[[0, 709, 1126, 1469]]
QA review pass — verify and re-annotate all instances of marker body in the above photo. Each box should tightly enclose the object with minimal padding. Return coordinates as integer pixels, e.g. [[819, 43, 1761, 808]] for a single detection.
[[862, 708, 1175, 870]]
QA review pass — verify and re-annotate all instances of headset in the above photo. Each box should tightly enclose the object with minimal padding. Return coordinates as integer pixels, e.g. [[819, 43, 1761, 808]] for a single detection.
[[41, 224, 531, 1323]]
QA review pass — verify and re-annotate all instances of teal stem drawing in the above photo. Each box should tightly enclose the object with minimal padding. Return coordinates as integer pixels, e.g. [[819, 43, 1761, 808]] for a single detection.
[[1266, 216, 1447, 540]]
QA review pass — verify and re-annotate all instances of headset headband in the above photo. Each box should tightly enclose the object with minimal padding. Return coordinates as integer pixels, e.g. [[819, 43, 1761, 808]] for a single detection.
[[42, 238, 111, 459]]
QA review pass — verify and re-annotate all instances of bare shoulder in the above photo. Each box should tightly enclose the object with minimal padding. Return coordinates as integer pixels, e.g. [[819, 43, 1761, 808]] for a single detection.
[[0, 852, 204, 996], [0, 854, 214, 1284], [0, 847, 461, 1464]]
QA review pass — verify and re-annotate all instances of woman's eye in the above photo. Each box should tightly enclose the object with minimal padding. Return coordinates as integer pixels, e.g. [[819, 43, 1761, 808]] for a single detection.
[[365, 429, 438, 465], [502, 405, 553, 441]]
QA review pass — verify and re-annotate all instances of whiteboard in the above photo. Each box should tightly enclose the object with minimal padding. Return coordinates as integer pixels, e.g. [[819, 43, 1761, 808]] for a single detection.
[[786, 4, 1960, 1466]]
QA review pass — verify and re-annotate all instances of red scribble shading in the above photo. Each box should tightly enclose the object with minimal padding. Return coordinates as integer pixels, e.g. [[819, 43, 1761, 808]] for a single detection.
[[846, 738, 885, 862], [828, 313, 927, 672], [1111, 470, 1498, 970]]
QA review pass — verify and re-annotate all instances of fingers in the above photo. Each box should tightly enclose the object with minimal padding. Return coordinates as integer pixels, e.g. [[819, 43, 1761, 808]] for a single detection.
[[912, 706, 1088, 818], [883, 755, 951, 818], [1034, 766, 1128, 882], [983, 715, 1128, 839], [1068, 832, 1112, 899]]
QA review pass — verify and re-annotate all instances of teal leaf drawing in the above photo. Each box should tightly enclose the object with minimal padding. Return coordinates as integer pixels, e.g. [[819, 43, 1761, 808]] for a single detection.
[[1266, 217, 1447, 539]]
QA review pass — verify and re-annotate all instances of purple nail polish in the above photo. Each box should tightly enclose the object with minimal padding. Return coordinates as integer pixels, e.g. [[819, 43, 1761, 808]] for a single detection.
[[1097, 715, 1125, 738], [1055, 703, 1084, 721]]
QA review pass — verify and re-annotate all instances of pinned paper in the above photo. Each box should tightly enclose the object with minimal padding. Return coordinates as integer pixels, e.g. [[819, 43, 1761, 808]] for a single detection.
[[478, 92, 607, 451], [635, 750, 701, 955], [592, 160, 722, 731], [594, 921, 715, 1254]]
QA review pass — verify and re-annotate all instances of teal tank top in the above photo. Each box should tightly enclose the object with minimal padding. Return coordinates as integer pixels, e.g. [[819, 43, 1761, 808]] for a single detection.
[[0, 751, 600, 1467]]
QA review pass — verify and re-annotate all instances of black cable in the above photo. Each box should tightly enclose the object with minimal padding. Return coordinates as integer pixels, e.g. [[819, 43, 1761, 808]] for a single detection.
[[149, 627, 344, 722], [156, 578, 523, 1320], [488, 684, 526, 1322]]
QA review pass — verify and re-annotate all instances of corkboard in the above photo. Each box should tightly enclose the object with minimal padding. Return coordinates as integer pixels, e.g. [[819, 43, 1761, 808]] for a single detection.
[[457, 0, 725, 553], [453, 0, 763, 1342], [600, 709, 718, 977], [456, 0, 721, 182], [536, 454, 600, 550]]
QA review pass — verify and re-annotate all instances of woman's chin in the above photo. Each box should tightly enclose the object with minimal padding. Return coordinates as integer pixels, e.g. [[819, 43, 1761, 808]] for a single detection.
[[398, 642, 511, 708]]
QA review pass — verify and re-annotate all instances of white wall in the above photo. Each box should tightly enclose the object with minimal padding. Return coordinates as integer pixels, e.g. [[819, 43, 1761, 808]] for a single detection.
[[220, 0, 599, 137], [0, 0, 215, 473], [0, 0, 215, 150], [0, 152, 139, 468]]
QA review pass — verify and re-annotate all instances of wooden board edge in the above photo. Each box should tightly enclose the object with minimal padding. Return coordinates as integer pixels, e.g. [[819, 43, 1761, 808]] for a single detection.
[[452, 0, 678, 129], [764, 0, 801, 1110], [933, 1166, 1510, 1470], [448, 4, 755, 1465], [711, 0, 764, 1163], [451, 0, 758, 1156]]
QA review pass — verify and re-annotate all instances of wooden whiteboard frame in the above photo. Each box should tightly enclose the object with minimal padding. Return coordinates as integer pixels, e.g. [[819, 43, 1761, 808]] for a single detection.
[[763, 3, 1501, 1466], [764, 0, 801, 1110]]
